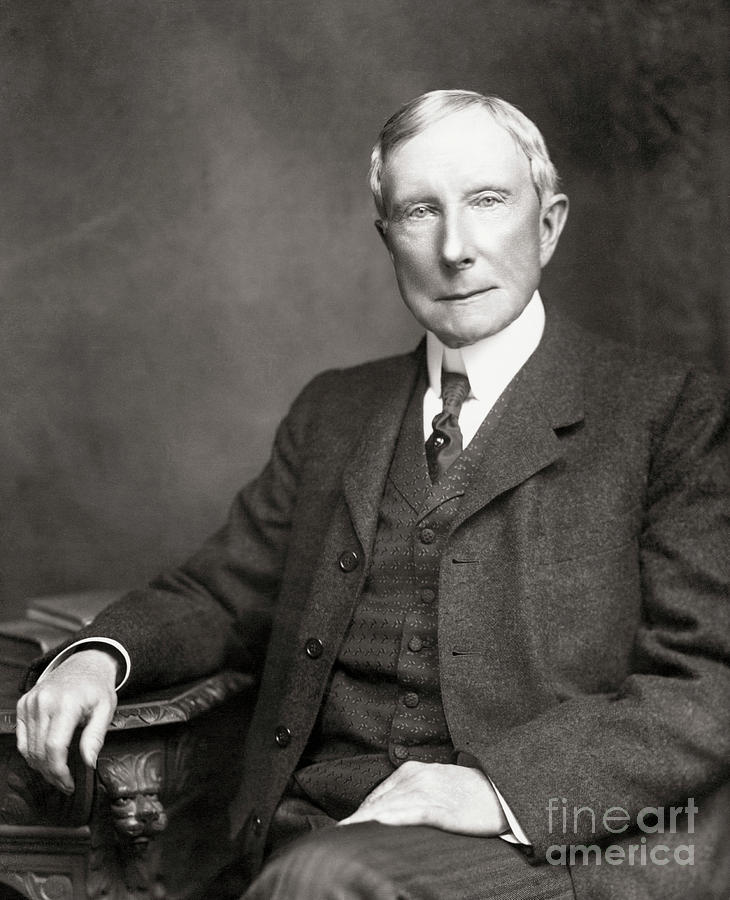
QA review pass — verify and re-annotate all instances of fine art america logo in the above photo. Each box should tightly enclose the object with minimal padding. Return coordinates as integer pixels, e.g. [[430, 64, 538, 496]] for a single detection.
[[545, 797, 697, 866]]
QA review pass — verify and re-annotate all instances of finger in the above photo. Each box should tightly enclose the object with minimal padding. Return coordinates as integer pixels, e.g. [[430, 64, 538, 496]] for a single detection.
[[340, 785, 424, 826], [338, 767, 418, 826], [15, 699, 29, 758], [341, 802, 433, 828], [79, 698, 114, 769], [367, 806, 435, 827], [359, 780, 396, 807], [358, 764, 413, 807], [24, 699, 51, 771], [43, 705, 84, 793], [339, 803, 382, 826], [338, 812, 369, 826], [25, 706, 71, 793], [338, 786, 393, 825]]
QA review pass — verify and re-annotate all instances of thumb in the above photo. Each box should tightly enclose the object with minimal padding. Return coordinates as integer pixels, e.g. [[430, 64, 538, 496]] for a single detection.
[[79, 699, 114, 769]]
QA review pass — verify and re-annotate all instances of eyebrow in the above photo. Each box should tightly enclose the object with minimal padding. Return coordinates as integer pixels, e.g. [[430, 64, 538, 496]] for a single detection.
[[389, 198, 429, 220], [468, 184, 514, 199]]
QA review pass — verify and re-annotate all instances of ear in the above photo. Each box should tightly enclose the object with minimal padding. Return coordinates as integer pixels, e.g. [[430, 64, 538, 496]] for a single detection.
[[538, 193, 569, 268], [374, 218, 390, 249]]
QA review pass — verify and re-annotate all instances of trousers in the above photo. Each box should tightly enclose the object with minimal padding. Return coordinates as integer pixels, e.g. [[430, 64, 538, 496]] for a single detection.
[[241, 795, 576, 900]]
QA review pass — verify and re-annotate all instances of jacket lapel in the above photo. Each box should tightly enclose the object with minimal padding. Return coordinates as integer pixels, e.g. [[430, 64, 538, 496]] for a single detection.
[[342, 344, 424, 557], [341, 313, 586, 546], [452, 312, 585, 530]]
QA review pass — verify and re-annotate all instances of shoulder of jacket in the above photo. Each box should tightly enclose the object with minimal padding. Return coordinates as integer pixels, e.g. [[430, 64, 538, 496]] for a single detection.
[[296, 348, 421, 403], [561, 314, 721, 399], [545, 311, 727, 439]]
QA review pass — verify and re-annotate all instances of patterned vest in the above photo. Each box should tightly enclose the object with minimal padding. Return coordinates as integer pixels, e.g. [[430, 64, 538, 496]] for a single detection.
[[293, 371, 512, 819]]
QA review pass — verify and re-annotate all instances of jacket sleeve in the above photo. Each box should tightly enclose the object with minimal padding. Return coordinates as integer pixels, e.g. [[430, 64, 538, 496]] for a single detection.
[[465, 368, 730, 857], [23, 374, 322, 697]]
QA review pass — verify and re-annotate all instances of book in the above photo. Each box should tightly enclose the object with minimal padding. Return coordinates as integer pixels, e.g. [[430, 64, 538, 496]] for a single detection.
[[0, 619, 73, 668], [25, 589, 121, 631], [0, 590, 122, 670]]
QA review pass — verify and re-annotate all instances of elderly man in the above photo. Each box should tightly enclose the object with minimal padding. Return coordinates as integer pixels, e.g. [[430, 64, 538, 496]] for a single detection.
[[16, 91, 730, 899]]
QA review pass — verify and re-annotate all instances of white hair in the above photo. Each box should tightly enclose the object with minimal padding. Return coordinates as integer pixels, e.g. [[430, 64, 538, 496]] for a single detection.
[[369, 89, 560, 220]]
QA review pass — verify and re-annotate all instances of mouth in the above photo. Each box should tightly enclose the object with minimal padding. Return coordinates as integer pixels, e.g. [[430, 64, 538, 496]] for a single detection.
[[436, 287, 492, 302]]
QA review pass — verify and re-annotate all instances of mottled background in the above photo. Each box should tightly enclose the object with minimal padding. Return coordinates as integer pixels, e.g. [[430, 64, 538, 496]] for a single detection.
[[1, 1, 727, 616]]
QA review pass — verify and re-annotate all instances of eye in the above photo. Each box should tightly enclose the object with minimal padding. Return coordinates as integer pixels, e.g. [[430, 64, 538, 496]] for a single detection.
[[407, 204, 435, 220], [474, 194, 503, 208]]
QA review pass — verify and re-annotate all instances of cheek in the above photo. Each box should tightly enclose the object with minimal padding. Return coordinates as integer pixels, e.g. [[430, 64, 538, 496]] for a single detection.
[[490, 231, 540, 287], [509, 223, 542, 266], [391, 237, 436, 285]]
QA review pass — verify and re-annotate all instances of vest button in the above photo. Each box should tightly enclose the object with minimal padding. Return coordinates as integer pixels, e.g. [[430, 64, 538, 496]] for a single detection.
[[403, 692, 419, 708], [305, 637, 323, 659], [419, 528, 435, 544], [338, 550, 359, 572], [250, 813, 263, 835], [420, 588, 436, 603], [408, 636, 424, 652], [393, 745, 409, 760], [274, 725, 291, 747]]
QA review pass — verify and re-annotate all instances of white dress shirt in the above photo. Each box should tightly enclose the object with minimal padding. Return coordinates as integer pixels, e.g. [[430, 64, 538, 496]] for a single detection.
[[423, 290, 545, 446]]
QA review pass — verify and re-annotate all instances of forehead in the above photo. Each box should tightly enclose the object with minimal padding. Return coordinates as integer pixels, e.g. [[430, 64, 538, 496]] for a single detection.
[[381, 107, 532, 201]]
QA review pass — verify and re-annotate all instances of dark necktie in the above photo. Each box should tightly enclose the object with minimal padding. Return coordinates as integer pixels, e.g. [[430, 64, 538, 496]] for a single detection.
[[425, 371, 471, 483]]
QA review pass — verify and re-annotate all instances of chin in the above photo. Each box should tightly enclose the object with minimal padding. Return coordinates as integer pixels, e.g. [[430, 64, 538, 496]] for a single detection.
[[436, 319, 507, 348], [424, 298, 524, 347], [438, 333, 476, 349]]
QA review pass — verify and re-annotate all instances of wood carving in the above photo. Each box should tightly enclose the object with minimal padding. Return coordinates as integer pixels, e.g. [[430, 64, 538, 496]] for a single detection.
[[0, 672, 254, 736], [91, 749, 167, 899], [87, 785, 165, 900], [109, 671, 252, 730], [0, 747, 87, 827], [0, 871, 73, 900], [0, 669, 253, 898], [0, 713, 15, 730], [96, 750, 167, 846]]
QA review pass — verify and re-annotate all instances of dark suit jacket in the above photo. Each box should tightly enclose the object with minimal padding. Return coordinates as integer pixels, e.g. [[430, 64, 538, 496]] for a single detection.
[[41, 312, 730, 898]]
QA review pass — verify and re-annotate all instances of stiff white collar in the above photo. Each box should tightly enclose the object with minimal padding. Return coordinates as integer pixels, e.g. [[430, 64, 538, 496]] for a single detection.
[[426, 291, 545, 402]]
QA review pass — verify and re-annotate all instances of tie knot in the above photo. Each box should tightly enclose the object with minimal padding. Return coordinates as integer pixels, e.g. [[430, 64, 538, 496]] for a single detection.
[[440, 371, 470, 417]]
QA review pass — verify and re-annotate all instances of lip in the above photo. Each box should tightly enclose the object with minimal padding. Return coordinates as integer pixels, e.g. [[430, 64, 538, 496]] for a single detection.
[[436, 287, 492, 302]]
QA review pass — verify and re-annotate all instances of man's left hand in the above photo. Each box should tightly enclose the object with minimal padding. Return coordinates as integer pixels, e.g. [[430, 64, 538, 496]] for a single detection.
[[338, 761, 508, 836]]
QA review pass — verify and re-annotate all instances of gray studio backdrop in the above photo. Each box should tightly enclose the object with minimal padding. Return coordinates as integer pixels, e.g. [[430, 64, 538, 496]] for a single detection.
[[1, 1, 727, 617]]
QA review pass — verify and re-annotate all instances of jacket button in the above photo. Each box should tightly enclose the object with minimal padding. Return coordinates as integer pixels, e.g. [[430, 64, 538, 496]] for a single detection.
[[403, 692, 419, 708], [408, 636, 424, 652], [419, 527, 435, 544], [338, 550, 359, 572], [393, 745, 409, 760], [305, 637, 323, 659], [250, 813, 262, 835], [420, 588, 436, 603], [274, 725, 291, 747]]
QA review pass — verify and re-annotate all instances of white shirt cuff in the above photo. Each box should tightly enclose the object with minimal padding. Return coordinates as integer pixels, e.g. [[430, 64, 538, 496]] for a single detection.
[[37, 637, 131, 692], [489, 777, 531, 846]]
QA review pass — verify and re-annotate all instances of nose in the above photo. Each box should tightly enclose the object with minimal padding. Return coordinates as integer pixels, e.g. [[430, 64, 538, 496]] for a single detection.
[[439, 210, 475, 270]]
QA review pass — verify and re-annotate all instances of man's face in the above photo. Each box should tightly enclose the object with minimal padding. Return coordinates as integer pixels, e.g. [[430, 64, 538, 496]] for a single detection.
[[378, 107, 567, 348]]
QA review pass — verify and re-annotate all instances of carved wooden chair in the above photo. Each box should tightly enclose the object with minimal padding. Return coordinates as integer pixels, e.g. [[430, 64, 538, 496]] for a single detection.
[[0, 591, 254, 900]]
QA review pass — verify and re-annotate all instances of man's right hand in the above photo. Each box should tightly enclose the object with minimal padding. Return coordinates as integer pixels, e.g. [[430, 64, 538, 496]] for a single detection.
[[16, 649, 119, 794]]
